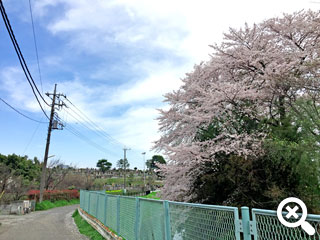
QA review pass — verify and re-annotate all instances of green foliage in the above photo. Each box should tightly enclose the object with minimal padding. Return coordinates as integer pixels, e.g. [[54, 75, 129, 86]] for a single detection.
[[192, 100, 320, 212], [96, 159, 112, 173], [146, 155, 166, 172], [94, 177, 163, 188], [105, 189, 143, 196], [127, 172, 134, 185], [0, 154, 41, 181], [35, 199, 79, 211], [141, 191, 160, 200], [264, 104, 320, 211], [105, 189, 123, 194], [72, 210, 105, 240], [117, 159, 129, 169]]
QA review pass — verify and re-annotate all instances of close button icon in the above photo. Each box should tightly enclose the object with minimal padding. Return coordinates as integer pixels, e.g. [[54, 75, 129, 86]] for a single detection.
[[277, 197, 315, 236]]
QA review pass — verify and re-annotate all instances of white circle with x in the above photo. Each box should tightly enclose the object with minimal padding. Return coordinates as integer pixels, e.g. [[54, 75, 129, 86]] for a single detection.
[[277, 197, 307, 228]]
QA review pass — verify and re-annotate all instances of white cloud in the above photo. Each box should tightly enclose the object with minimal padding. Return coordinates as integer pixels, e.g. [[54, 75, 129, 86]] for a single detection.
[[104, 106, 160, 149], [4, 0, 319, 167], [35, 0, 320, 62], [0, 67, 50, 113]]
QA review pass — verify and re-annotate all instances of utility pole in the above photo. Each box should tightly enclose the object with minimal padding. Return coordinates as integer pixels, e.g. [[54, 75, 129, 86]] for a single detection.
[[39, 84, 64, 202], [123, 147, 130, 193], [142, 152, 146, 187]]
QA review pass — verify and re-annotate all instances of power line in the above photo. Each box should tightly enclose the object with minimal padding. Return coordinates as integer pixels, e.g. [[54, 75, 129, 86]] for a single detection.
[[0, 97, 47, 123], [0, 0, 50, 120], [62, 97, 143, 158], [55, 113, 116, 155], [28, 0, 43, 93], [63, 96, 125, 147], [0, 1, 48, 106], [62, 106, 122, 147], [23, 120, 42, 154], [65, 124, 112, 154], [60, 108, 122, 156]]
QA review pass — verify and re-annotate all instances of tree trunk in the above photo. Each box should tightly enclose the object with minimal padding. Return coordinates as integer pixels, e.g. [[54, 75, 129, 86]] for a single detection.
[[279, 95, 286, 124]]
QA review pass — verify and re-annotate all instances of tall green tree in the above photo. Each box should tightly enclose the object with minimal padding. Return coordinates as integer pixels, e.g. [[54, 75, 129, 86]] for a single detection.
[[146, 155, 166, 171], [96, 159, 112, 173], [0, 154, 41, 181], [117, 159, 129, 169]]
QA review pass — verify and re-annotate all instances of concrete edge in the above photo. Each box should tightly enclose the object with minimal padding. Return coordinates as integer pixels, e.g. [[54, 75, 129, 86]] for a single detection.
[[77, 207, 123, 240]]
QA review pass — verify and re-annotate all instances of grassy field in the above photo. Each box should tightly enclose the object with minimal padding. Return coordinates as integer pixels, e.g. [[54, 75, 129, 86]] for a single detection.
[[140, 191, 161, 200], [36, 199, 79, 211], [94, 177, 163, 187], [72, 209, 105, 240]]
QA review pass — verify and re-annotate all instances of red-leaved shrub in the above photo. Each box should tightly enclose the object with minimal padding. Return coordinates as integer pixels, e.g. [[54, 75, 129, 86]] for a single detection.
[[27, 189, 79, 202]]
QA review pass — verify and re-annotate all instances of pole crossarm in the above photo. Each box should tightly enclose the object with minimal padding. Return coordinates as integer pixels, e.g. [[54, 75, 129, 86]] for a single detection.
[[39, 84, 65, 202]]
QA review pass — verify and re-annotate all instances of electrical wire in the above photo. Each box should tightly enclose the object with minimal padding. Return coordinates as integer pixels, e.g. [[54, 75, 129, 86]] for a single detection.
[[63, 107, 104, 138], [64, 123, 112, 154], [63, 96, 125, 147], [0, 97, 47, 123], [62, 106, 122, 147], [0, 1, 48, 106], [62, 97, 143, 158], [54, 113, 108, 152], [28, 0, 43, 93], [0, 0, 50, 120], [60, 108, 122, 157], [23, 120, 42, 154]]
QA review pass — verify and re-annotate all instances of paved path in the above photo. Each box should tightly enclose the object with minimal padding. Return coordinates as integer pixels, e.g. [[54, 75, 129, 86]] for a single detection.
[[0, 205, 88, 240]]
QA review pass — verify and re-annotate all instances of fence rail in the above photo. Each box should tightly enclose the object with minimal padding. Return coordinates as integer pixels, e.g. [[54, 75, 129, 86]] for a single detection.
[[80, 190, 320, 240]]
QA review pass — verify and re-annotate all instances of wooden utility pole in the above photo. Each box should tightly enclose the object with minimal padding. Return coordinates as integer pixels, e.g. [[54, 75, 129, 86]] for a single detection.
[[39, 84, 61, 202]]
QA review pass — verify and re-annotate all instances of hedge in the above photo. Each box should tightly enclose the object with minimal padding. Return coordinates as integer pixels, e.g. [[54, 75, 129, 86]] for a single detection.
[[27, 189, 79, 201]]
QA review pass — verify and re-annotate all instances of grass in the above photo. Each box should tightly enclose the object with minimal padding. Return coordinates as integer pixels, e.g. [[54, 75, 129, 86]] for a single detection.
[[105, 189, 123, 194], [35, 199, 79, 211], [94, 177, 164, 187], [72, 209, 105, 240], [140, 191, 160, 200]]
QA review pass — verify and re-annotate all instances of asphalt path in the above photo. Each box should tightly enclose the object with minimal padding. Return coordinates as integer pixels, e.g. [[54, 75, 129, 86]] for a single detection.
[[0, 205, 88, 240]]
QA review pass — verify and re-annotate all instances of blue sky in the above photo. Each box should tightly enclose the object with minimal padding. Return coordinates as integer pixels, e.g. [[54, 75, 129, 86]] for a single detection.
[[0, 0, 319, 169]]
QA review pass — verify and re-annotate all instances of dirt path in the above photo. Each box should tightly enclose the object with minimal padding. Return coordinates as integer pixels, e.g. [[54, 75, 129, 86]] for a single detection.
[[0, 205, 88, 240]]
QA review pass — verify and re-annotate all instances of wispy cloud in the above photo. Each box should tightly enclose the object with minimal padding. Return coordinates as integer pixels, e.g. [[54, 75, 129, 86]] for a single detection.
[[0, 67, 50, 113], [1, 0, 318, 167]]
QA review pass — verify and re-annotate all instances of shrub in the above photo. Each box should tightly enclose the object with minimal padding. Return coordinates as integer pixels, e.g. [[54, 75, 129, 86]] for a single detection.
[[27, 189, 79, 202]]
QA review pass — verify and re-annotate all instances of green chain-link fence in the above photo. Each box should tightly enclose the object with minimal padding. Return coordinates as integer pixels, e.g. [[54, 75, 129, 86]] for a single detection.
[[80, 190, 320, 240], [80, 190, 240, 240], [251, 208, 320, 240]]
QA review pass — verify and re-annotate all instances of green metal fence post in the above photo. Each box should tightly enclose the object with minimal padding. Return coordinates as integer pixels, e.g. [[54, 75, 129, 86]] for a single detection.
[[135, 197, 140, 240], [79, 190, 82, 209], [88, 192, 91, 214], [241, 206, 251, 240], [86, 191, 89, 212], [164, 201, 171, 240], [104, 194, 108, 226], [95, 193, 99, 217], [81, 190, 84, 209], [117, 195, 120, 234]]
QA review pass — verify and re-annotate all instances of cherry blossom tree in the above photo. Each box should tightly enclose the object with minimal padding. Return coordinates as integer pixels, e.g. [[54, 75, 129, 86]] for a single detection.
[[155, 10, 320, 203]]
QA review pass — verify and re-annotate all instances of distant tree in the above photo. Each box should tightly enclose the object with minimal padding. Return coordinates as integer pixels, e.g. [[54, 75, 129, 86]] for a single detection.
[[0, 163, 12, 193], [146, 155, 166, 172], [0, 154, 41, 181], [96, 159, 112, 173], [134, 167, 137, 171], [0, 154, 41, 202], [128, 172, 135, 186], [117, 159, 129, 169], [84, 168, 94, 190], [45, 159, 73, 190]]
